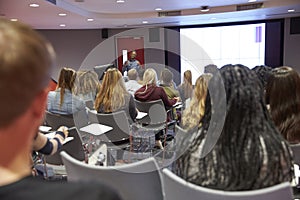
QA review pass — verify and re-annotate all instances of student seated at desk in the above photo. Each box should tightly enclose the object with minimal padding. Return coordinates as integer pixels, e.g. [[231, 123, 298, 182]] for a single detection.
[[94, 68, 137, 123], [174, 64, 294, 191], [47, 67, 85, 115], [134, 68, 179, 149]]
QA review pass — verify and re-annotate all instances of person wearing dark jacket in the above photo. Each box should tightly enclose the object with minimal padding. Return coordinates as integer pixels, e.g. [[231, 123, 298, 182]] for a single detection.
[[134, 68, 179, 149], [134, 68, 178, 110]]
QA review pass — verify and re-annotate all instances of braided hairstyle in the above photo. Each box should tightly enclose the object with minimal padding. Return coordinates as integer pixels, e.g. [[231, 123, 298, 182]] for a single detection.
[[252, 65, 272, 88], [175, 64, 294, 191]]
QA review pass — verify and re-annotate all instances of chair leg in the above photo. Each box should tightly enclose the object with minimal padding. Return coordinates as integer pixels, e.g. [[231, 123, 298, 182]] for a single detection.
[[42, 156, 49, 180]]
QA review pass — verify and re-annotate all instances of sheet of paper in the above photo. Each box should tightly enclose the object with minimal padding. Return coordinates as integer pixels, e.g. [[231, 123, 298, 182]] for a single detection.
[[136, 111, 148, 119], [80, 123, 113, 136], [39, 126, 52, 132]]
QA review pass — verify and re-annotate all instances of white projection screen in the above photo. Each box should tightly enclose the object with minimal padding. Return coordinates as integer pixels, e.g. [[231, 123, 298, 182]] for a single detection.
[[180, 23, 265, 84]]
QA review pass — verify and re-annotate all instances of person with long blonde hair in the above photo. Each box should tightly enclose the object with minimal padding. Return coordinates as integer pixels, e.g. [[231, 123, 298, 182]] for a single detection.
[[47, 67, 85, 114], [135, 68, 179, 149], [95, 68, 137, 122], [181, 73, 212, 130]]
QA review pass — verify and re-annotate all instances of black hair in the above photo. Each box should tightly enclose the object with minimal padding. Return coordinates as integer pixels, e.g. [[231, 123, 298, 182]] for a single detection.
[[175, 64, 293, 191], [252, 65, 272, 88]]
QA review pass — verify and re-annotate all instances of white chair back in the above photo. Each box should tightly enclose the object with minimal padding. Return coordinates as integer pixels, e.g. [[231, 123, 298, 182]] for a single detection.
[[161, 169, 293, 200], [61, 151, 163, 200]]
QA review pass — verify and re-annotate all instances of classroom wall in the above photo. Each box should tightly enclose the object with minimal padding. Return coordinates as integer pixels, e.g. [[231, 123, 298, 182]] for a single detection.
[[283, 18, 300, 72], [38, 29, 104, 80], [39, 17, 300, 81], [39, 28, 166, 81]]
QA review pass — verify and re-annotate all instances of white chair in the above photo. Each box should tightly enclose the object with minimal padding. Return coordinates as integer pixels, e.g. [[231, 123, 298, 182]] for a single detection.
[[61, 151, 163, 200], [161, 169, 293, 200]]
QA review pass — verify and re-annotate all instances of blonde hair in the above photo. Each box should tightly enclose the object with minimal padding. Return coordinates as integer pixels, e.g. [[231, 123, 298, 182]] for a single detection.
[[127, 68, 138, 80], [142, 68, 157, 85], [74, 70, 100, 96], [135, 68, 158, 95], [182, 73, 212, 130], [57, 67, 76, 107], [94, 68, 129, 112]]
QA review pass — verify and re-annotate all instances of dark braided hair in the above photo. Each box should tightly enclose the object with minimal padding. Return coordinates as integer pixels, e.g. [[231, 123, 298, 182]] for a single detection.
[[175, 64, 294, 191], [252, 65, 272, 88]]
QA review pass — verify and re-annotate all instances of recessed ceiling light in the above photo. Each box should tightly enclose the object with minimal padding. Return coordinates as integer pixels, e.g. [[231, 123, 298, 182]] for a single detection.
[[10, 18, 18, 22], [155, 8, 162, 11], [248, 0, 257, 2], [58, 13, 67, 17], [87, 18, 94, 22], [200, 6, 210, 12], [288, 9, 295, 12], [29, 3, 40, 8], [116, 0, 125, 3], [59, 24, 66, 27], [210, 17, 217, 20], [142, 21, 148, 24]]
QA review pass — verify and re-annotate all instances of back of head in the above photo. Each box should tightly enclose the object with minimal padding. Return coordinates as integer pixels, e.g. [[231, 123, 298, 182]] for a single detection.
[[74, 70, 100, 95], [57, 67, 76, 91], [138, 68, 145, 80], [252, 65, 272, 87], [161, 68, 173, 85], [176, 64, 293, 190], [204, 64, 218, 75], [127, 68, 138, 80], [266, 66, 300, 142], [183, 70, 192, 85], [182, 73, 212, 130], [143, 68, 157, 85], [0, 19, 54, 128], [95, 68, 127, 112]]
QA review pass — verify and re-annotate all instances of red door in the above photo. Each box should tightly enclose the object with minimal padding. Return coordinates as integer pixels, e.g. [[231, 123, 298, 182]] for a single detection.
[[116, 37, 144, 72]]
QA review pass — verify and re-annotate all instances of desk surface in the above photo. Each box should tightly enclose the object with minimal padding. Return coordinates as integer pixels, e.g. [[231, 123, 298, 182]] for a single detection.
[[80, 123, 113, 136]]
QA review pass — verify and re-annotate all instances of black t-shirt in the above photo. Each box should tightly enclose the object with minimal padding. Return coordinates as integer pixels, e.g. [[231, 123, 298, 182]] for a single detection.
[[0, 176, 121, 200]]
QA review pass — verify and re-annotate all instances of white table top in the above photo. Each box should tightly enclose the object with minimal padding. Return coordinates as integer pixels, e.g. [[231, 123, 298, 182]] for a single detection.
[[80, 123, 113, 136]]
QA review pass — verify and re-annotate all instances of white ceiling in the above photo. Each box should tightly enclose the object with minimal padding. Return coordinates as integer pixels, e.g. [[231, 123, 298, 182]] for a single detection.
[[0, 0, 299, 29]]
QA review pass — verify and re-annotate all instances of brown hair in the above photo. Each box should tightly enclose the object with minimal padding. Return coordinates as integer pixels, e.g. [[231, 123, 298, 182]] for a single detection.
[[0, 19, 55, 127], [94, 68, 129, 112], [56, 67, 76, 107], [266, 66, 300, 143], [182, 70, 193, 99], [161, 68, 173, 85]]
